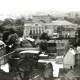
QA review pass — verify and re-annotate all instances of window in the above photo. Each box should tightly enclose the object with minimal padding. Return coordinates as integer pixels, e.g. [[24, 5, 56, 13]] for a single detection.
[[36, 30, 38, 34], [35, 24, 38, 26], [39, 30, 41, 34], [30, 30, 32, 35], [33, 30, 35, 34]]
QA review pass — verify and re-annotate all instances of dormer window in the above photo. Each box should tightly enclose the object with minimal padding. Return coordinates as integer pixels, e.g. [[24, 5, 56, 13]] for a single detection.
[[35, 24, 38, 26]]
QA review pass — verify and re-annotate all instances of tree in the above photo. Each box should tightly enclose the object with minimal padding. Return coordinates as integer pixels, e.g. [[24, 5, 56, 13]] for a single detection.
[[8, 33, 18, 45], [0, 25, 5, 33], [40, 40, 48, 51], [3, 31, 10, 43], [2, 18, 14, 26], [40, 32, 50, 40], [15, 18, 24, 26], [8, 28, 16, 34], [17, 26, 24, 37]]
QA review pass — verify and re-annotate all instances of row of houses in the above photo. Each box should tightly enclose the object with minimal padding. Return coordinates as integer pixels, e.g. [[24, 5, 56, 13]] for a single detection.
[[23, 14, 77, 39], [57, 46, 80, 79]]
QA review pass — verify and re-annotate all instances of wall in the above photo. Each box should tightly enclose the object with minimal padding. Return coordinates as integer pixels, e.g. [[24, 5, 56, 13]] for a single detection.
[[63, 49, 75, 69]]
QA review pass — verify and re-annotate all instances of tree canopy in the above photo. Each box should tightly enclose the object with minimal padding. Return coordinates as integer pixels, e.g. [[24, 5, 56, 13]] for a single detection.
[[40, 32, 50, 40], [2, 18, 14, 26]]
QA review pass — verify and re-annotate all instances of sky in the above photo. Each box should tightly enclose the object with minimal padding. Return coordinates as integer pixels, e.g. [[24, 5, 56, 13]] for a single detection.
[[0, 0, 80, 15]]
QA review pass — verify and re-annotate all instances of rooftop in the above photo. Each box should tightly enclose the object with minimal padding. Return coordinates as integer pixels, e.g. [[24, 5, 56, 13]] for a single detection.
[[20, 50, 40, 54], [52, 20, 74, 26], [59, 68, 69, 77]]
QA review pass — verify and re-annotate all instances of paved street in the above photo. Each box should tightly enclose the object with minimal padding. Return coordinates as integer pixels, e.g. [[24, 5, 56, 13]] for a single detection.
[[38, 59, 63, 77]]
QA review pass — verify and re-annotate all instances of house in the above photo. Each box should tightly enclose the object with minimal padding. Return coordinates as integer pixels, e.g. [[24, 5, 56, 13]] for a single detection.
[[44, 23, 54, 36], [47, 40, 56, 53], [52, 20, 76, 38], [59, 67, 80, 79], [58, 68, 69, 78], [24, 23, 45, 39], [56, 40, 69, 56], [63, 48, 76, 69], [65, 70, 77, 79], [47, 40, 69, 56], [64, 66, 80, 79]]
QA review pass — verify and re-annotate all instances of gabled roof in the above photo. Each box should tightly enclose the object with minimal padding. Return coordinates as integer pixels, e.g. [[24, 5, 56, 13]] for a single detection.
[[31, 23, 43, 27], [52, 20, 74, 26], [64, 48, 76, 57], [59, 67, 80, 78], [65, 70, 77, 78], [65, 67, 80, 78], [24, 23, 44, 27], [59, 68, 70, 77], [69, 48, 76, 55]]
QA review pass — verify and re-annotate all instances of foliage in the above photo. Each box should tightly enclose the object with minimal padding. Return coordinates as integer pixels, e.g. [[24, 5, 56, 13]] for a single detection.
[[8, 28, 16, 34], [15, 18, 24, 26], [0, 25, 5, 33], [2, 31, 10, 43], [2, 18, 14, 26], [40, 40, 48, 51], [40, 32, 50, 40], [17, 26, 24, 37], [8, 33, 18, 45]]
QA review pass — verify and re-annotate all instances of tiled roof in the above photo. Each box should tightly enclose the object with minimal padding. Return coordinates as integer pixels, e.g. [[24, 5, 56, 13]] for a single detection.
[[59, 67, 80, 78], [73, 66, 80, 77], [63, 48, 76, 57], [52, 20, 74, 26], [65, 70, 77, 78], [59, 68, 69, 77]]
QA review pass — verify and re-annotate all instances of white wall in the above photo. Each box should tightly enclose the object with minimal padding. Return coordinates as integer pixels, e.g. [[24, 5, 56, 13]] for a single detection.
[[63, 49, 75, 69]]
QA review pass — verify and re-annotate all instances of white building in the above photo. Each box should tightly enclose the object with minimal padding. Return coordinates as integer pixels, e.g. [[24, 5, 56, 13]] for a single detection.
[[52, 20, 76, 38], [63, 48, 76, 69], [24, 23, 45, 39]]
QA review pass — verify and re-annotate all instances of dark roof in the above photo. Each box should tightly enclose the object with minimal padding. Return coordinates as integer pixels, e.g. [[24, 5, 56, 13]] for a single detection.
[[59, 68, 70, 77], [65, 70, 77, 78], [73, 66, 80, 77], [29, 69, 44, 79], [0, 69, 21, 79], [59, 67, 80, 78]]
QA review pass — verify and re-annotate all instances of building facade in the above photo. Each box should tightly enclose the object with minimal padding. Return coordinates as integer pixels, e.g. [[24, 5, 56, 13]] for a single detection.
[[47, 40, 69, 56], [63, 48, 76, 69], [56, 40, 69, 56], [24, 23, 45, 39], [52, 20, 76, 38]]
